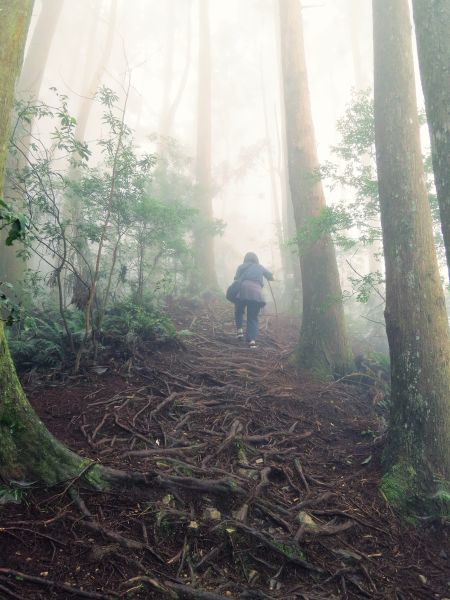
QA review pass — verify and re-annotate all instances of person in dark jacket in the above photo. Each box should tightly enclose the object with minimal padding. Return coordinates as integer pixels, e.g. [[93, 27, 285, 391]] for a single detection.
[[233, 252, 273, 348]]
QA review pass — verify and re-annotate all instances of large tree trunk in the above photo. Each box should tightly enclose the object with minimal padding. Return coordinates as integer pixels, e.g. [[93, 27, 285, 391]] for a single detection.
[[0, 323, 104, 485], [0, 0, 104, 488], [373, 0, 450, 510], [193, 0, 218, 290], [278, 0, 353, 376], [412, 0, 450, 283]]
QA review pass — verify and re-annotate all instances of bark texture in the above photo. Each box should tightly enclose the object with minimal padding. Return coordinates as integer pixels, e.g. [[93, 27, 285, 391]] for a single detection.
[[412, 0, 450, 283], [278, 0, 352, 376], [193, 0, 218, 290], [0, 0, 33, 187], [373, 0, 450, 506]]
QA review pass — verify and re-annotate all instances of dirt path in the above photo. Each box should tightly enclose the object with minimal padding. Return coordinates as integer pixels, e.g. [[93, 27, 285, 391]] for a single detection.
[[1, 303, 449, 599]]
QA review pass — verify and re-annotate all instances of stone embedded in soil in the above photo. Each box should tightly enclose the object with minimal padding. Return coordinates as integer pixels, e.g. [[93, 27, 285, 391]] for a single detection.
[[297, 511, 318, 531], [203, 507, 221, 521]]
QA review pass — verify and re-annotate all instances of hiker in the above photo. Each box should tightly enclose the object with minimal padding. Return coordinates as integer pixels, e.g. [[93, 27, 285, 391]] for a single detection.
[[232, 252, 274, 348]]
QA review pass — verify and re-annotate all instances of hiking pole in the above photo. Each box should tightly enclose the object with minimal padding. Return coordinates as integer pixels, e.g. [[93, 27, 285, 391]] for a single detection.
[[268, 280, 278, 316], [267, 280, 280, 341]]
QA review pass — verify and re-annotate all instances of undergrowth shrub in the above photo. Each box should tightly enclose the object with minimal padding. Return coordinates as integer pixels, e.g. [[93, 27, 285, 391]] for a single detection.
[[7, 297, 178, 371], [102, 297, 177, 342], [7, 309, 84, 369]]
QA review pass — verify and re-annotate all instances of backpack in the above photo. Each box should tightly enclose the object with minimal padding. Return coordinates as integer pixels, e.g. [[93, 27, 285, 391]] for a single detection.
[[225, 265, 252, 303]]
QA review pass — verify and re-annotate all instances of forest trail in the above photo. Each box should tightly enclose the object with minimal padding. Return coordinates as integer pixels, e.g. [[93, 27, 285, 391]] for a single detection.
[[2, 302, 449, 599]]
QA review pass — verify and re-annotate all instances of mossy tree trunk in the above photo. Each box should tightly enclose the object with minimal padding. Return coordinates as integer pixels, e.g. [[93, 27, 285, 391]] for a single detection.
[[278, 0, 353, 377], [0, 322, 105, 486], [0, 1, 33, 189], [193, 0, 218, 291], [373, 0, 450, 509], [0, 0, 105, 487], [412, 0, 450, 284]]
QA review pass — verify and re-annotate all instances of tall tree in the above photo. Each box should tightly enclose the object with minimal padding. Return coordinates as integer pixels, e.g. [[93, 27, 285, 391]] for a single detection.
[[18, 0, 63, 97], [0, 1, 33, 190], [272, 0, 302, 308], [193, 0, 218, 290], [0, 0, 107, 488], [278, 0, 352, 376], [74, 0, 118, 144], [68, 0, 117, 309], [412, 0, 450, 283], [1, 0, 63, 284], [373, 0, 450, 509], [159, 0, 192, 147]]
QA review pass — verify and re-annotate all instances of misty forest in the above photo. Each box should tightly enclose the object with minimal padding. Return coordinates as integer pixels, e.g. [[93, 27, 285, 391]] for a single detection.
[[1, 0, 450, 598]]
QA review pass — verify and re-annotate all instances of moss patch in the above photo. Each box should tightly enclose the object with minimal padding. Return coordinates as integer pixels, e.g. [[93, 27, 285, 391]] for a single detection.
[[380, 462, 450, 520]]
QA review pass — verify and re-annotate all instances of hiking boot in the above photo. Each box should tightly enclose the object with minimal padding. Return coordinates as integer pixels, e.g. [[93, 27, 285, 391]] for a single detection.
[[249, 340, 256, 349], [236, 328, 244, 339]]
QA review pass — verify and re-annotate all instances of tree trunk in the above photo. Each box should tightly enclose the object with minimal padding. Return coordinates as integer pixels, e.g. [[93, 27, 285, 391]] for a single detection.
[[260, 64, 285, 280], [193, 0, 218, 290], [278, 0, 353, 376], [74, 0, 117, 143], [68, 0, 117, 310], [412, 0, 450, 283], [0, 1, 33, 185], [0, 0, 64, 285], [0, 1, 33, 286], [373, 0, 450, 510], [19, 0, 64, 96], [0, 0, 103, 486], [159, 0, 192, 155], [273, 0, 302, 311]]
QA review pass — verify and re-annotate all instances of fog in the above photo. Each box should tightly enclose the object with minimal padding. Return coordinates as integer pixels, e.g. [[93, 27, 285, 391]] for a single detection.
[[24, 0, 373, 287]]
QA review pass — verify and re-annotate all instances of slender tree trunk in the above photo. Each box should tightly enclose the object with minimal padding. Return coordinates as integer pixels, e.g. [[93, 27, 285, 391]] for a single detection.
[[193, 0, 218, 290], [260, 64, 285, 280], [74, 0, 117, 144], [412, 0, 450, 283], [159, 0, 192, 155], [273, 0, 302, 309], [74, 83, 129, 373], [159, 0, 175, 141], [19, 0, 64, 96], [278, 0, 353, 376], [373, 0, 450, 509], [69, 0, 117, 310], [347, 0, 382, 277]]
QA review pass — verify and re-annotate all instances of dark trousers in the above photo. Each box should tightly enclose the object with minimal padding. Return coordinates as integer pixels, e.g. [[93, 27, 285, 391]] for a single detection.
[[235, 301, 261, 341]]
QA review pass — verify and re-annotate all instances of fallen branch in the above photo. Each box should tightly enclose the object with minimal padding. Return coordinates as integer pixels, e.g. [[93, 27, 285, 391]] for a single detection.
[[0, 569, 114, 599]]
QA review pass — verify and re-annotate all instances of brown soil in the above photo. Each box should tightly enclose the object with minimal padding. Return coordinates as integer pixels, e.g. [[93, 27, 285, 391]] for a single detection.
[[0, 302, 449, 599]]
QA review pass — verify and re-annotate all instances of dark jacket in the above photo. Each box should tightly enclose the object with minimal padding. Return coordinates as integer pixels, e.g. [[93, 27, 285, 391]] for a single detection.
[[234, 262, 273, 305]]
